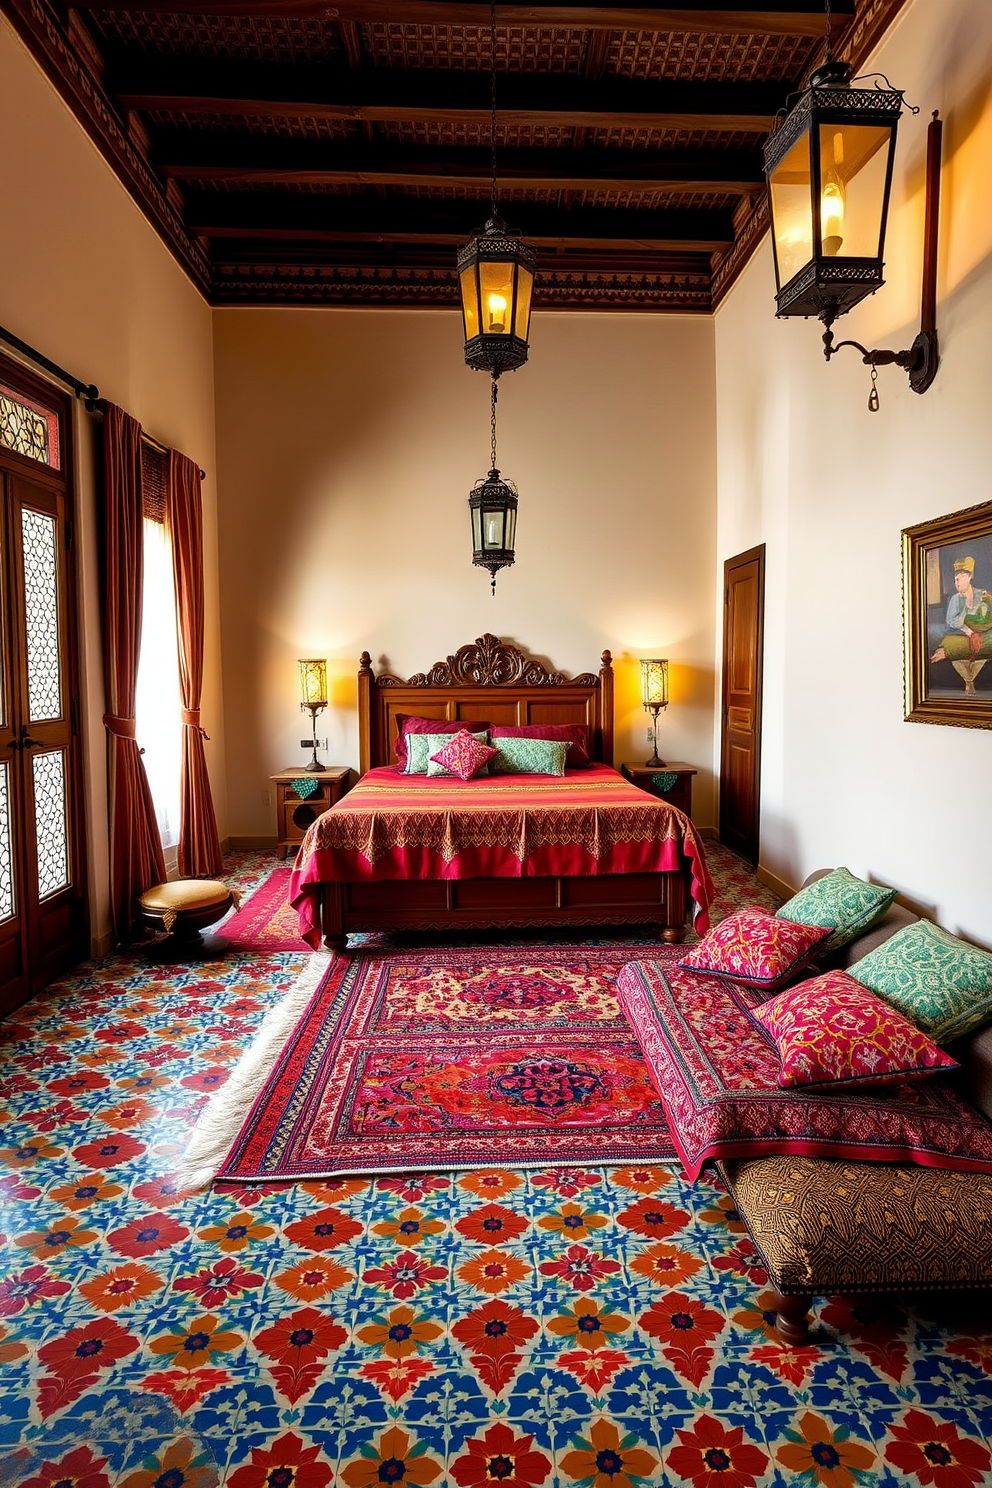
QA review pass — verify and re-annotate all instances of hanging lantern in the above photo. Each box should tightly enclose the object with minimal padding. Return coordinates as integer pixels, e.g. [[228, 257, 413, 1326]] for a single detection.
[[764, 59, 904, 323], [458, 217, 537, 375], [469, 466, 517, 596]]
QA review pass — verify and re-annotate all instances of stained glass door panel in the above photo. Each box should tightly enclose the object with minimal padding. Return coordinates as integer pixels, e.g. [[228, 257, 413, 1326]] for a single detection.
[[33, 750, 69, 900]]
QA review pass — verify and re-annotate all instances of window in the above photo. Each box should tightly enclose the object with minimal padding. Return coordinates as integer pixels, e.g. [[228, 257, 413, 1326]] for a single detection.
[[0, 383, 60, 468], [135, 450, 182, 852]]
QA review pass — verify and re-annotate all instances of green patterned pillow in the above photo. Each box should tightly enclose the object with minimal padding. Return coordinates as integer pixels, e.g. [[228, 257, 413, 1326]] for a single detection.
[[406, 731, 488, 775], [849, 919, 992, 1044], [489, 735, 569, 776], [777, 867, 896, 954]]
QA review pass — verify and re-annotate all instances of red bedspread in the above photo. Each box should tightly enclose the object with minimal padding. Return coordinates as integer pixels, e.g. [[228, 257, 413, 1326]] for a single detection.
[[290, 764, 713, 948]]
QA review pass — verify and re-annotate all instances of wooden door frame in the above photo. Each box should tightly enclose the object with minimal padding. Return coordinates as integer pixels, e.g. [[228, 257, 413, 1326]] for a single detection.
[[0, 351, 89, 1000], [719, 543, 765, 863]]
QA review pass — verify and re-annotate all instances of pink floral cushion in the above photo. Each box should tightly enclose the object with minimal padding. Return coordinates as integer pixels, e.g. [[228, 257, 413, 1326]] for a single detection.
[[677, 908, 830, 991], [429, 729, 498, 782], [755, 971, 960, 1089]]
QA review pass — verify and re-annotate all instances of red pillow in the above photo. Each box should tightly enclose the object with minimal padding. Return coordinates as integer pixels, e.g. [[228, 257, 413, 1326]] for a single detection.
[[488, 723, 592, 768], [429, 730, 498, 782], [754, 971, 959, 1089], [677, 908, 830, 992], [393, 715, 490, 767]]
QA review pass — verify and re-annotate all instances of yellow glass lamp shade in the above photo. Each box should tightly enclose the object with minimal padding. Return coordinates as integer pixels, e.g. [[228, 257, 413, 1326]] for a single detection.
[[640, 659, 669, 709], [299, 659, 328, 709], [457, 217, 537, 376], [763, 59, 903, 321]]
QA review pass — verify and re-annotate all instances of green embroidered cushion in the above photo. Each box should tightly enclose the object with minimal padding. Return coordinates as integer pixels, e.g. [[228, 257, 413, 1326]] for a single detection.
[[488, 736, 570, 776], [406, 731, 488, 775], [849, 919, 992, 1044], [777, 867, 896, 953]]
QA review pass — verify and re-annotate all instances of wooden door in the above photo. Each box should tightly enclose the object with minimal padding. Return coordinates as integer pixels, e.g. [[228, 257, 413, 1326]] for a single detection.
[[720, 545, 765, 863], [0, 360, 88, 1013]]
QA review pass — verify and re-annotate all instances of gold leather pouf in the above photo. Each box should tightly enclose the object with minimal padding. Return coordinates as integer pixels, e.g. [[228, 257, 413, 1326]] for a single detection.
[[138, 879, 234, 961]]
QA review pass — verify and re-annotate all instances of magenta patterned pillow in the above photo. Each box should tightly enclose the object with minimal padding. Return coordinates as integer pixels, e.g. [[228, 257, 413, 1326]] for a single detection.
[[429, 729, 498, 781], [755, 971, 959, 1089], [677, 908, 831, 991]]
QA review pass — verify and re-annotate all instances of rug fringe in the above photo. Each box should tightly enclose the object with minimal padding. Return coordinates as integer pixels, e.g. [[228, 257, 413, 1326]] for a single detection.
[[177, 951, 333, 1189]]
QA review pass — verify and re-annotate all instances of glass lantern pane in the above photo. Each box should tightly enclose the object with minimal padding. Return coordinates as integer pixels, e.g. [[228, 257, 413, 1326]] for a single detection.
[[478, 262, 514, 336], [483, 509, 505, 549], [818, 123, 893, 259], [0, 761, 14, 922], [471, 506, 483, 550], [514, 266, 534, 342], [769, 131, 813, 288], [22, 508, 62, 723], [0, 384, 60, 469], [460, 266, 479, 339], [505, 504, 517, 551], [33, 748, 69, 901]]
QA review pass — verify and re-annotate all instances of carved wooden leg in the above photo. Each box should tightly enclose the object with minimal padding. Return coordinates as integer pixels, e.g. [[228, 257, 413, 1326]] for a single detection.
[[771, 1290, 813, 1346], [662, 926, 684, 945], [321, 883, 345, 954], [322, 934, 348, 954]]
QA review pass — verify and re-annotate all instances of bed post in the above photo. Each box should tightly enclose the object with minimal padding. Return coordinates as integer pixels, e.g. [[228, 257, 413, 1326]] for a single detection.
[[600, 649, 614, 766], [358, 651, 373, 776]]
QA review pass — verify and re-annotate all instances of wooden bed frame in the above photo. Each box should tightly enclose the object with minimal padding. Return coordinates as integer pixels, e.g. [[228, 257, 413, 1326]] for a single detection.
[[318, 634, 688, 948]]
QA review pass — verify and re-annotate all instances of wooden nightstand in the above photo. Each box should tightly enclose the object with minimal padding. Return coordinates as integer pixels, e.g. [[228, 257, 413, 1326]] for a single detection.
[[271, 767, 352, 859], [620, 761, 697, 818]]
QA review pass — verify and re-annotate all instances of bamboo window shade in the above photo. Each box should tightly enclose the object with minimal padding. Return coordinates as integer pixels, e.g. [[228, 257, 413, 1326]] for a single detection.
[[140, 441, 167, 523]]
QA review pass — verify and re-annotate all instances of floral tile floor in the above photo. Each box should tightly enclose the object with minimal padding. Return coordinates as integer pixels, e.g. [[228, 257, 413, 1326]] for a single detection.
[[1, 844, 990, 1488]]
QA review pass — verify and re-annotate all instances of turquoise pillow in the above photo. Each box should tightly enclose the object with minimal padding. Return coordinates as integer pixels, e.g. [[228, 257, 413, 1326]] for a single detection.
[[777, 867, 896, 954], [849, 919, 992, 1044], [405, 731, 488, 775], [489, 736, 569, 776]]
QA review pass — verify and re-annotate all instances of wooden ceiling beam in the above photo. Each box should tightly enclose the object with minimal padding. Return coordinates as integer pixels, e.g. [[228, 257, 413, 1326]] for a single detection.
[[156, 139, 765, 193], [184, 194, 735, 250], [75, 3, 854, 39], [113, 63, 784, 132]]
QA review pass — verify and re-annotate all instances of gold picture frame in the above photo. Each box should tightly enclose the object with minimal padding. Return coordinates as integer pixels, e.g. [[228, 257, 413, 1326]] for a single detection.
[[903, 499, 992, 729]]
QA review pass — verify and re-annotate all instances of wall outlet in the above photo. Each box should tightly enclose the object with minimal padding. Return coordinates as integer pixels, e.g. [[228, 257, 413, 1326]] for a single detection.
[[300, 738, 328, 751], [647, 728, 655, 743]]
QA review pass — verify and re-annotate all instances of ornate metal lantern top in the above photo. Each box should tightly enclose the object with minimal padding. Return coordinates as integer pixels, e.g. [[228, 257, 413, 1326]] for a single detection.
[[763, 58, 905, 324]]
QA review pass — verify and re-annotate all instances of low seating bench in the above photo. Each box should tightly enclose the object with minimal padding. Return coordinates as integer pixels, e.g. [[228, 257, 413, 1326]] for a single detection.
[[629, 877, 992, 1345]]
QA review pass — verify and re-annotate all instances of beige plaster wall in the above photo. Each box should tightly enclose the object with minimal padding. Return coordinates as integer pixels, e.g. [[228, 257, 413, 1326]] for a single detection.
[[0, 18, 225, 949], [214, 308, 718, 837], [714, 0, 992, 941]]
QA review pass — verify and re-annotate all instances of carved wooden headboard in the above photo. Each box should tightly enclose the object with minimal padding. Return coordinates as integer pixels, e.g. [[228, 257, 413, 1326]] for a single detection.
[[358, 634, 614, 773]]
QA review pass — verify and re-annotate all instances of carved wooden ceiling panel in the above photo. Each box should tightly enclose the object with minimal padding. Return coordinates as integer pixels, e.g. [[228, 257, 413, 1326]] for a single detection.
[[2, 0, 908, 310]]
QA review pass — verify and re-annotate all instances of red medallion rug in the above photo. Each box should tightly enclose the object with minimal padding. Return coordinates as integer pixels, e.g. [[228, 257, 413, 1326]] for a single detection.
[[220, 867, 298, 950], [193, 944, 681, 1181]]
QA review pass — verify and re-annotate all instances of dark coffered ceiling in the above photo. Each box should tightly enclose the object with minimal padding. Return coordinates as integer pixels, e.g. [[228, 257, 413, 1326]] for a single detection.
[[4, 0, 905, 309]]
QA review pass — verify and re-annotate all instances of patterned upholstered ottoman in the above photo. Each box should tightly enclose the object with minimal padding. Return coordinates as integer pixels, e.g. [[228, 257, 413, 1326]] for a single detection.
[[716, 1155, 992, 1344]]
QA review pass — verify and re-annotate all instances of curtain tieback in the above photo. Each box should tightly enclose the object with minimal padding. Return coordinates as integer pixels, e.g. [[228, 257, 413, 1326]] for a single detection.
[[182, 708, 210, 739], [103, 714, 136, 739]]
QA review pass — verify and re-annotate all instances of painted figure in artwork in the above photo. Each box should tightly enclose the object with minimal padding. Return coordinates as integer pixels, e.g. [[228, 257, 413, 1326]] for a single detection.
[[930, 556, 992, 694]]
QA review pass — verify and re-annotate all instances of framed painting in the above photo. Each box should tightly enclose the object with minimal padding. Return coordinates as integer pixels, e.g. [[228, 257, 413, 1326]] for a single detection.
[[903, 499, 992, 729]]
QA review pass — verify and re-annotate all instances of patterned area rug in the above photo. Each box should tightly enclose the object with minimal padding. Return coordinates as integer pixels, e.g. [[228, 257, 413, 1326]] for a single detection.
[[6, 847, 990, 1485], [219, 869, 296, 951], [194, 946, 680, 1182]]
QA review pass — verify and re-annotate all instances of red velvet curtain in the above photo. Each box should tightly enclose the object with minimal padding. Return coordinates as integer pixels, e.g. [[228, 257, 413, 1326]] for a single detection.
[[168, 450, 223, 877], [102, 404, 167, 942]]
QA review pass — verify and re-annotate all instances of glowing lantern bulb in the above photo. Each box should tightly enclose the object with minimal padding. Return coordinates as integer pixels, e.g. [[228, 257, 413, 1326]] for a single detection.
[[821, 176, 845, 256], [487, 292, 508, 332]]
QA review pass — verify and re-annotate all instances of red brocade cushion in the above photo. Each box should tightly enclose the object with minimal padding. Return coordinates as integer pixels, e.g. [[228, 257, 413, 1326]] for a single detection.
[[677, 907, 830, 991], [754, 971, 959, 1089], [429, 730, 498, 781], [393, 715, 491, 767], [488, 723, 593, 768], [617, 959, 992, 1180]]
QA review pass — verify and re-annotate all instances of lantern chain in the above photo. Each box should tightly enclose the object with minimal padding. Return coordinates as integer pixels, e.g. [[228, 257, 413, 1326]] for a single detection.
[[490, 376, 499, 470], [824, 0, 833, 62], [490, 0, 499, 220]]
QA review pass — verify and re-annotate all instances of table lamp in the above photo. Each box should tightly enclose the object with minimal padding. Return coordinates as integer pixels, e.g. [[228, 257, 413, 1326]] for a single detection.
[[640, 658, 669, 767], [298, 658, 328, 771]]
